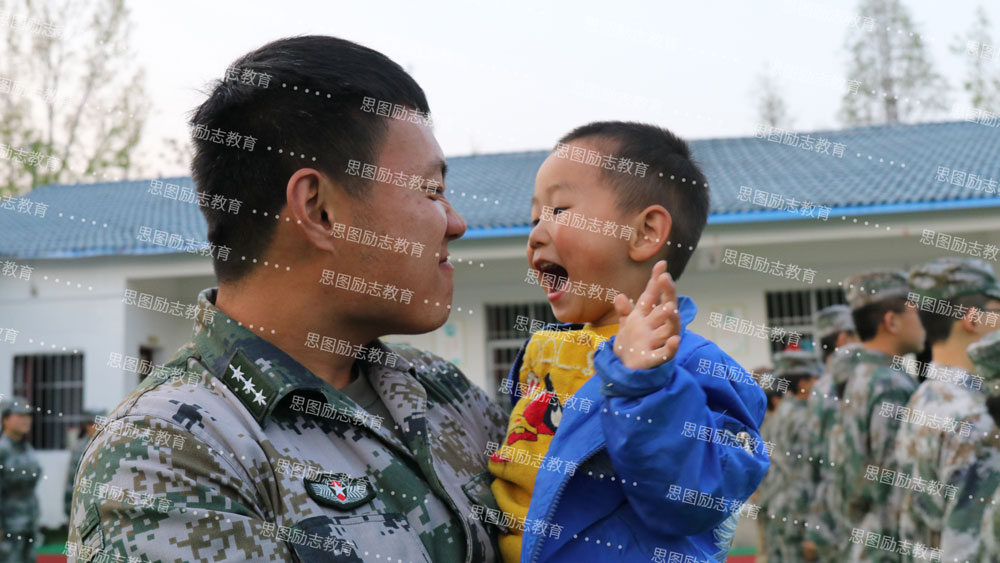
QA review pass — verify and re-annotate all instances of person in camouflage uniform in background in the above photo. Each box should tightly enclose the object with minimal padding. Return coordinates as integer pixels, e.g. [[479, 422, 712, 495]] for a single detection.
[[894, 257, 1000, 562], [836, 271, 925, 562], [68, 35, 510, 563], [0, 396, 41, 563], [759, 349, 822, 562], [802, 305, 858, 562], [755, 365, 782, 561], [941, 330, 1000, 560], [65, 410, 105, 519]]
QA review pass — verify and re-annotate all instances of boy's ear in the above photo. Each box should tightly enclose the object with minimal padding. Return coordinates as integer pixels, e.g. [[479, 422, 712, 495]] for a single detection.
[[628, 205, 672, 262]]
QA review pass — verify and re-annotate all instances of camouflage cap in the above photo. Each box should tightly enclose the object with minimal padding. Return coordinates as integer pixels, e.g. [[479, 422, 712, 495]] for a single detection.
[[908, 257, 1000, 304], [814, 304, 856, 341], [969, 330, 1000, 383], [844, 270, 910, 310], [1, 396, 34, 417], [773, 348, 823, 379]]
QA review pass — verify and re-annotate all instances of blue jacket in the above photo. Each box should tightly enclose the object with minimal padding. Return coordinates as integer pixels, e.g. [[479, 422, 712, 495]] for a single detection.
[[503, 295, 769, 563]]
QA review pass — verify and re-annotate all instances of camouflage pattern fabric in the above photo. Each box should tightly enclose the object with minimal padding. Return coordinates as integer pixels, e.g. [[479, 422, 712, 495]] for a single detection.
[[894, 364, 996, 562], [67, 287, 508, 563], [760, 393, 813, 561], [804, 370, 844, 562], [940, 330, 1000, 562], [814, 305, 855, 342], [838, 347, 917, 562], [907, 256, 1000, 304], [65, 437, 89, 518], [844, 271, 910, 311], [0, 433, 41, 563]]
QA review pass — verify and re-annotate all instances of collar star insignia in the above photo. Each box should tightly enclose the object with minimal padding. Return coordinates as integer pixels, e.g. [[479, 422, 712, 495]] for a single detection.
[[252, 388, 267, 406], [229, 363, 244, 380], [242, 377, 257, 395]]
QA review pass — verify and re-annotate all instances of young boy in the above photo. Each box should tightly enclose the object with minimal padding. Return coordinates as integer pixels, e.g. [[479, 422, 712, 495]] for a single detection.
[[489, 122, 770, 562]]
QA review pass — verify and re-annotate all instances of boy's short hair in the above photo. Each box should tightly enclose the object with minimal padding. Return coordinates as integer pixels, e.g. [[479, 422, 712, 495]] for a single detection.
[[189, 35, 429, 284], [557, 121, 710, 281], [852, 298, 910, 342]]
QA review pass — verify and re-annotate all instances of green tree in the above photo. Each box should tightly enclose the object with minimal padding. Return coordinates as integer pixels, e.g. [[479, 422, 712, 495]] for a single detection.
[[0, 0, 149, 196], [754, 65, 794, 129], [839, 0, 948, 125], [951, 5, 1000, 112]]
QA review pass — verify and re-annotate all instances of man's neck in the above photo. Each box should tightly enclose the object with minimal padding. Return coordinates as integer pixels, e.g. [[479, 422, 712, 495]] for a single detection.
[[2, 429, 23, 442], [931, 340, 975, 373], [215, 279, 378, 390], [862, 335, 901, 358]]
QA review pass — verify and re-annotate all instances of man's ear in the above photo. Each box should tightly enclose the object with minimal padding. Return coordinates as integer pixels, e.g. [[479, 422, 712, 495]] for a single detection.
[[628, 205, 672, 263], [286, 169, 341, 253], [883, 309, 901, 336], [958, 300, 1000, 336]]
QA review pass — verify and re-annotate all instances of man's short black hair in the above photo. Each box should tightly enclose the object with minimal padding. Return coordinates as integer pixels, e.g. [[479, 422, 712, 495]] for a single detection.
[[919, 293, 991, 347], [557, 122, 710, 281], [819, 330, 857, 363], [852, 298, 910, 342], [189, 35, 429, 283]]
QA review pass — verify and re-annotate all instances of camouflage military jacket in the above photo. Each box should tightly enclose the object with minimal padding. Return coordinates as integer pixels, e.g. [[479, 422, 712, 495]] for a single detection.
[[763, 394, 813, 542], [952, 435, 1000, 561], [67, 288, 508, 563], [817, 343, 863, 538], [0, 434, 41, 533], [938, 367, 1000, 563], [804, 371, 844, 559], [838, 347, 917, 536], [894, 364, 996, 560]]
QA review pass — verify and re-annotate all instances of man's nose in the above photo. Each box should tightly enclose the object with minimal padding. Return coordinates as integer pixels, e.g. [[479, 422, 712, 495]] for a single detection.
[[446, 205, 466, 241]]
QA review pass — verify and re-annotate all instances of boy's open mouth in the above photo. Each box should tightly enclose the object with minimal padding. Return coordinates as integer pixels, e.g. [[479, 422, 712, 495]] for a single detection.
[[534, 260, 570, 297]]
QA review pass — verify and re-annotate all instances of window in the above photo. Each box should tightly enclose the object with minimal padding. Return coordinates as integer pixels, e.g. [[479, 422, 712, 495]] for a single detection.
[[764, 287, 846, 353], [485, 303, 557, 400], [11, 353, 85, 450]]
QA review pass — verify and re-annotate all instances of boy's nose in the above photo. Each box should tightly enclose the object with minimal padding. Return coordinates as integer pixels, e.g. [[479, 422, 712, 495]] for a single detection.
[[528, 222, 548, 249]]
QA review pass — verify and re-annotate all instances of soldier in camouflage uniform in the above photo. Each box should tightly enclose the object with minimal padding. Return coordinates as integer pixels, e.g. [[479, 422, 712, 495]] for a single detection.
[[0, 396, 41, 563], [65, 409, 105, 519], [68, 35, 510, 562], [940, 330, 1000, 560], [802, 305, 858, 562], [754, 366, 781, 560], [67, 290, 508, 562], [759, 349, 822, 562], [835, 271, 925, 562], [894, 257, 1000, 562]]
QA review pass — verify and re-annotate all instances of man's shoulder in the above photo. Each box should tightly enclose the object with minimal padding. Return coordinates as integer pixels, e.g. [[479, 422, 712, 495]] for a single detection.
[[103, 344, 258, 444], [384, 342, 484, 405]]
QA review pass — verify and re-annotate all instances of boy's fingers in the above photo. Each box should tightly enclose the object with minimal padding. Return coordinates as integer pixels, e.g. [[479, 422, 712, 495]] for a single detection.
[[651, 335, 682, 363], [636, 267, 664, 316], [659, 271, 677, 310], [614, 293, 633, 318]]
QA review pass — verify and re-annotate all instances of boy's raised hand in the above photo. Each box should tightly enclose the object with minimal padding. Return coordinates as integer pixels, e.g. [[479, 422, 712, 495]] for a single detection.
[[611, 260, 682, 370]]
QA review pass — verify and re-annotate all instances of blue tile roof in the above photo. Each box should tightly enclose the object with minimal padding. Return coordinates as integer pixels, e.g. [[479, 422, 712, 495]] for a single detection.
[[3, 120, 999, 259]]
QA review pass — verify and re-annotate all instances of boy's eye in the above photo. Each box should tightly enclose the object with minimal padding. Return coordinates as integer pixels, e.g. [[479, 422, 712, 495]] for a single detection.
[[531, 207, 567, 227]]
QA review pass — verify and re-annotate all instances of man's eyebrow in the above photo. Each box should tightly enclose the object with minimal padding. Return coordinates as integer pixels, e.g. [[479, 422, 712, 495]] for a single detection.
[[530, 182, 567, 205]]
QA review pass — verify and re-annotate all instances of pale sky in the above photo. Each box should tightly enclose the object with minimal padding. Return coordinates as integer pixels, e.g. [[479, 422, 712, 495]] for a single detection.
[[128, 0, 997, 176]]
